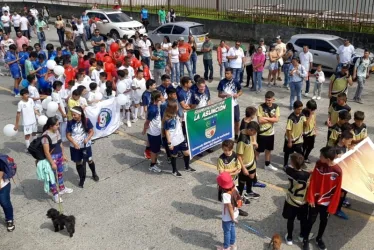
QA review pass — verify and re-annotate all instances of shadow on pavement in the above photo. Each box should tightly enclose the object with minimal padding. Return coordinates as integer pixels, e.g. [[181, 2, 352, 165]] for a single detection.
[[12, 178, 51, 202], [170, 226, 222, 249], [171, 201, 220, 221]]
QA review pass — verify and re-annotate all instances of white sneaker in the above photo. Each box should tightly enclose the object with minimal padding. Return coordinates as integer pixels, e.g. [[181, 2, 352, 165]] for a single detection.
[[298, 233, 315, 242], [312, 96, 317, 100], [14, 94, 21, 98], [131, 118, 138, 123], [139, 115, 145, 120], [317, 96, 321, 100], [149, 165, 162, 173], [285, 234, 293, 246], [265, 164, 278, 171], [127, 121, 132, 127], [304, 93, 309, 97], [53, 194, 63, 203], [59, 187, 73, 195]]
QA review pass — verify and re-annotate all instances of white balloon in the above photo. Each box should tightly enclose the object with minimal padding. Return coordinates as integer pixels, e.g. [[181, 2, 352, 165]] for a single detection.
[[54, 65, 65, 76], [46, 110, 56, 117], [47, 101, 59, 113], [116, 94, 128, 105], [95, 92, 103, 101], [42, 96, 52, 110], [116, 83, 126, 93], [3, 124, 18, 137], [38, 115, 48, 126], [46, 60, 57, 70]]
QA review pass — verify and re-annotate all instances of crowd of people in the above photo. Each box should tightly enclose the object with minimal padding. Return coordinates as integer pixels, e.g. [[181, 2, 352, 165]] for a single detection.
[[0, 4, 372, 250]]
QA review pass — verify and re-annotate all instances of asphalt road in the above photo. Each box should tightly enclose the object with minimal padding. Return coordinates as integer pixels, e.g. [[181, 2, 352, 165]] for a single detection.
[[1, 27, 374, 250]]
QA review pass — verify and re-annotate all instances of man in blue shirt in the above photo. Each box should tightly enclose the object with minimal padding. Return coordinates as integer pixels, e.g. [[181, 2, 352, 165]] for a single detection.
[[191, 78, 211, 109], [91, 29, 104, 54], [177, 76, 192, 135], [217, 67, 243, 140], [140, 5, 149, 32], [81, 11, 91, 40], [157, 74, 175, 102]]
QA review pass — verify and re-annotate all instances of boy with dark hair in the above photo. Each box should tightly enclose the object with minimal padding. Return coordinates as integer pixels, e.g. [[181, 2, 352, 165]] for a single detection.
[[327, 92, 351, 130], [177, 76, 192, 135], [327, 110, 351, 146], [302, 100, 317, 163], [240, 106, 257, 130], [257, 91, 280, 171], [190, 78, 211, 109], [142, 79, 157, 160], [351, 111, 367, 146], [303, 146, 342, 250], [157, 74, 174, 101]]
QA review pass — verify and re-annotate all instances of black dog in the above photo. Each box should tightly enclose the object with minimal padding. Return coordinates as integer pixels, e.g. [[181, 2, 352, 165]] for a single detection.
[[46, 208, 76, 237]]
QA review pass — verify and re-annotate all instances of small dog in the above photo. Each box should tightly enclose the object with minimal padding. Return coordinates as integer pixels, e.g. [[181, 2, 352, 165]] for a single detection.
[[46, 208, 76, 237], [269, 233, 282, 250]]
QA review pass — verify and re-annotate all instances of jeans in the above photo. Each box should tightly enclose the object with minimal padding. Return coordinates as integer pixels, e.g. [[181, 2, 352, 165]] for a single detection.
[[57, 28, 65, 46], [240, 69, 244, 83], [354, 76, 365, 100], [154, 68, 165, 86], [180, 61, 193, 80], [74, 35, 83, 50], [171, 62, 180, 84], [253, 71, 263, 90], [190, 52, 197, 75], [22, 29, 30, 39], [232, 68, 242, 83], [336, 63, 344, 73], [313, 81, 322, 97], [203, 59, 213, 79], [289, 81, 303, 108], [84, 24, 91, 40], [0, 183, 14, 221], [222, 220, 236, 248], [142, 56, 150, 68], [283, 63, 291, 87], [220, 62, 228, 79], [305, 75, 310, 93]]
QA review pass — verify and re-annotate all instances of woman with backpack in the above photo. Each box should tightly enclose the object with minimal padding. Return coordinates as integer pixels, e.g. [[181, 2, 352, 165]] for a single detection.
[[0, 155, 15, 232], [66, 106, 99, 188], [42, 117, 73, 203]]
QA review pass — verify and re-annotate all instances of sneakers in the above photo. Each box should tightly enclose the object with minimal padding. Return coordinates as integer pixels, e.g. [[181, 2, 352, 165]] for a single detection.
[[302, 240, 310, 250], [131, 118, 138, 123], [316, 238, 327, 250], [149, 165, 162, 173], [144, 149, 151, 159], [335, 210, 349, 220], [172, 171, 182, 177], [317, 96, 321, 100], [244, 192, 260, 199], [253, 182, 266, 188], [277, 76, 282, 81], [265, 164, 278, 171], [283, 165, 288, 172], [312, 96, 317, 100], [230, 245, 238, 250], [59, 187, 73, 195], [284, 233, 293, 246], [139, 115, 146, 120], [53, 194, 63, 203], [298, 233, 315, 242], [304, 93, 309, 97], [342, 199, 351, 208], [7, 220, 15, 232], [92, 174, 100, 182], [126, 121, 132, 127], [238, 209, 248, 216], [185, 167, 196, 172], [15, 94, 21, 98]]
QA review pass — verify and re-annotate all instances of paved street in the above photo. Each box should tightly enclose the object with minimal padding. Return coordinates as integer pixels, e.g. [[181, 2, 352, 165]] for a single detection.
[[1, 27, 374, 250]]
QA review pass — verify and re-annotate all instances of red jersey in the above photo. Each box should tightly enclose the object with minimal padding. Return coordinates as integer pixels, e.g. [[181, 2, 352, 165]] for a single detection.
[[143, 66, 151, 81], [96, 51, 106, 62], [306, 161, 342, 214], [78, 57, 85, 70], [64, 65, 76, 88]]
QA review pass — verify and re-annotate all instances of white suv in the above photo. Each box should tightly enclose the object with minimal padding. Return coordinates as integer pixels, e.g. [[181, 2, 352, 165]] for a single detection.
[[86, 9, 146, 40]]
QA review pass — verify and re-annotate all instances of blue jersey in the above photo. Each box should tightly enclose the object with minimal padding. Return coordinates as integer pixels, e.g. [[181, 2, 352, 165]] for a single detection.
[[141, 90, 152, 107], [160, 100, 168, 119], [37, 50, 47, 58], [18, 51, 29, 66], [147, 104, 161, 136], [48, 50, 57, 60], [157, 84, 175, 100], [140, 9, 148, 19], [4, 51, 19, 72], [35, 60, 49, 89], [191, 88, 211, 108], [217, 78, 242, 106]]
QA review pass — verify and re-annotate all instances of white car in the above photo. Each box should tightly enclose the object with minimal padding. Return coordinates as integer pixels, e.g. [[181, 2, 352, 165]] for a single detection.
[[86, 9, 146, 40]]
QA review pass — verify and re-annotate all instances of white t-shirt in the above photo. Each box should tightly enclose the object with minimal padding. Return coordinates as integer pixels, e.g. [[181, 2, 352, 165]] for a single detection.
[[91, 69, 103, 84], [30, 8, 38, 19], [116, 78, 132, 97], [227, 47, 244, 69], [1, 39, 14, 53], [59, 88, 71, 108], [12, 14, 21, 27], [87, 91, 97, 106], [222, 192, 239, 222], [161, 42, 171, 56], [71, 81, 90, 94], [221, 47, 228, 63], [123, 66, 135, 79], [28, 85, 42, 108], [52, 91, 65, 121], [170, 48, 179, 63], [138, 39, 151, 57], [2, 6, 9, 14], [76, 23, 85, 34], [275, 42, 286, 56], [355, 58, 371, 77], [132, 78, 146, 99], [20, 16, 29, 30], [338, 44, 355, 64], [299, 51, 313, 72], [17, 98, 36, 126], [1, 15, 10, 27], [315, 70, 325, 83]]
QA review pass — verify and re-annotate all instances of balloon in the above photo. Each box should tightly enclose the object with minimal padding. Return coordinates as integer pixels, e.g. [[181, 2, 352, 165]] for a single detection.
[[104, 56, 112, 64], [3, 124, 18, 137], [95, 92, 103, 101], [46, 110, 56, 117], [42, 96, 52, 110], [105, 62, 114, 72], [38, 115, 48, 126], [46, 60, 57, 70], [116, 94, 128, 105], [47, 101, 59, 113], [53, 65, 64, 76], [110, 42, 119, 52], [116, 83, 126, 93]]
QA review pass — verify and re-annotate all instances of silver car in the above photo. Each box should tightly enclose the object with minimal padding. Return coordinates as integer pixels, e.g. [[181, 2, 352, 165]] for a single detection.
[[148, 22, 208, 51], [288, 34, 373, 73]]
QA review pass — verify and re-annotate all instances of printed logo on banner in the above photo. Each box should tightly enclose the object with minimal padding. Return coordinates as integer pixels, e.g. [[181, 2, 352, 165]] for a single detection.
[[96, 108, 112, 130], [205, 116, 217, 139]]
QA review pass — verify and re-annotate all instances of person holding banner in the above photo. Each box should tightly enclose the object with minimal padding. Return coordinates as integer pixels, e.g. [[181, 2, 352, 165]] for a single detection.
[[351, 111, 367, 146], [190, 78, 211, 109], [217, 67, 243, 140], [177, 76, 193, 135]]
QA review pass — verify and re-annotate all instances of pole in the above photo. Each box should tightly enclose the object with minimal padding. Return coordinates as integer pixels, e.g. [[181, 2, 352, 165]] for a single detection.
[[216, 0, 219, 12], [168, 0, 171, 11], [130, 0, 133, 12], [355, 0, 359, 23]]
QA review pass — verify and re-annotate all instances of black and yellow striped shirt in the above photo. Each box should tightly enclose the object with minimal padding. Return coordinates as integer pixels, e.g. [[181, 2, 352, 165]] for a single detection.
[[285, 167, 310, 207], [285, 113, 306, 144], [236, 131, 256, 171]]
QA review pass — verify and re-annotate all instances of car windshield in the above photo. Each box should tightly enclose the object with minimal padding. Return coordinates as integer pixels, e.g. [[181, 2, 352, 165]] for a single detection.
[[189, 25, 205, 36], [330, 38, 344, 48], [107, 12, 132, 23]]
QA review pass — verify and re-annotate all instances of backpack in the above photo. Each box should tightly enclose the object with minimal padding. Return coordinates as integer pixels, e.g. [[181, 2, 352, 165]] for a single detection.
[[0, 154, 17, 180], [28, 135, 52, 160]]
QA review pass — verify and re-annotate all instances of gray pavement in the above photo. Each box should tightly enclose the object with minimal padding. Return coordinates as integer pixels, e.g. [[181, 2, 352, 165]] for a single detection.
[[1, 26, 374, 250]]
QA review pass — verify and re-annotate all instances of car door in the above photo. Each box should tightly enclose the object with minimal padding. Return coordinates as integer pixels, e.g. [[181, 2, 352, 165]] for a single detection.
[[314, 39, 337, 72], [149, 24, 173, 45], [170, 25, 185, 42], [96, 13, 110, 35]]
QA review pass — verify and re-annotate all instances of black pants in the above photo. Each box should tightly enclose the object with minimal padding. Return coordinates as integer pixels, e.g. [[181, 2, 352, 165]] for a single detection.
[[3, 26, 11, 35], [337, 190, 347, 212], [57, 28, 65, 46], [303, 204, 329, 241], [329, 96, 337, 107], [237, 170, 256, 195], [14, 27, 20, 33], [303, 135, 315, 160], [203, 59, 213, 80], [283, 140, 303, 166], [245, 64, 253, 87], [22, 30, 30, 39], [134, 50, 140, 60]]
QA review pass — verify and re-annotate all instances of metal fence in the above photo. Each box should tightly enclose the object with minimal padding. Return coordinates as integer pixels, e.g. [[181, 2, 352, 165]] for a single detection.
[[3, 0, 374, 33]]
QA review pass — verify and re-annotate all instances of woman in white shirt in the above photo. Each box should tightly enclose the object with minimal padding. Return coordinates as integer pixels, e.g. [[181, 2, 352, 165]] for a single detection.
[[161, 36, 171, 74], [169, 41, 180, 85]]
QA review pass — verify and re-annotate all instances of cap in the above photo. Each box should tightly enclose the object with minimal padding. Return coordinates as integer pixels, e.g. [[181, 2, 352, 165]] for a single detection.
[[259, 38, 264, 42], [276, 35, 281, 40], [217, 172, 234, 190], [143, 33, 148, 37], [342, 63, 349, 69], [179, 36, 185, 41]]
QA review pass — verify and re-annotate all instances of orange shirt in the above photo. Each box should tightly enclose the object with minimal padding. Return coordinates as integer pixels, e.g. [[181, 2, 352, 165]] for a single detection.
[[143, 66, 151, 81], [178, 43, 192, 63], [64, 65, 76, 87]]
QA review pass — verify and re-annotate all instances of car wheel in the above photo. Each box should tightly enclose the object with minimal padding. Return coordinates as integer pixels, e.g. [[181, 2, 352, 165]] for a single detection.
[[111, 30, 120, 41]]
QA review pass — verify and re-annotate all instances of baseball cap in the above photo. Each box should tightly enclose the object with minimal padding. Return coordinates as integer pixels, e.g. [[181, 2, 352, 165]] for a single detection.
[[276, 36, 281, 40], [217, 172, 235, 190], [143, 33, 148, 37], [179, 37, 185, 41], [259, 38, 264, 42]]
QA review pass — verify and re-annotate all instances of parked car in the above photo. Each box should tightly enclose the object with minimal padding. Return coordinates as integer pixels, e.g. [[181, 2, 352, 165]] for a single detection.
[[148, 22, 208, 51], [287, 34, 373, 73], [86, 9, 146, 40]]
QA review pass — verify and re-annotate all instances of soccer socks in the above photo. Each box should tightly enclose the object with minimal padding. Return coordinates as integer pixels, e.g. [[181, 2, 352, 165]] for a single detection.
[[88, 161, 97, 176], [134, 107, 138, 119], [76, 163, 86, 188], [171, 157, 177, 173], [25, 139, 30, 149], [126, 111, 131, 122], [183, 155, 190, 169]]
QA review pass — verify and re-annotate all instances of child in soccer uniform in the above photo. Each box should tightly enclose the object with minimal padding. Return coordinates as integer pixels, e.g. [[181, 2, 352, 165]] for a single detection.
[[351, 111, 367, 146], [98, 72, 108, 94], [236, 121, 261, 200], [302, 147, 342, 250], [284, 101, 310, 169], [327, 110, 351, 147], [302, 100, 317, 164], [257, 91, 280, 171], [87, 82, 100, 107], [117, 69, 133, 127], [27, 74, 46, 114], [239, 106, 257, 131], [327, 92, 351, 140], [283, 153, 310, 246], [14, 89, 40, 151], [5, 44, 21, 97], [132, 69, 146, 122], [142, 79, 157, 159]]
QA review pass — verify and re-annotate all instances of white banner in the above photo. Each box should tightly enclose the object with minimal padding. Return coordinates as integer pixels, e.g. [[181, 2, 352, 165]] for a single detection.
[[85, 98, 121, 140]]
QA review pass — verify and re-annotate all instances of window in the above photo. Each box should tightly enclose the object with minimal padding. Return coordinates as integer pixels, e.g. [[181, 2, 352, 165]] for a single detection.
[[87, 12, 97, 19], [315, 40, 334, 53], [172, 25, 185, 35], [107, 13, 132, 23], [97, 13, 108, 22], [189, 25, 205, 35], [156, 25, 173, 34], [330, 38, 344, 49], [294, 39, 315, 49]]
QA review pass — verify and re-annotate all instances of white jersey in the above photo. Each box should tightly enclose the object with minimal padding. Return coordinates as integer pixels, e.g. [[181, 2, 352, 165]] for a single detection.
[[132, 78, 146, 100], [28, 85, 42, 109], [17, 98, 36, 126], [117, 78, 133, 97]]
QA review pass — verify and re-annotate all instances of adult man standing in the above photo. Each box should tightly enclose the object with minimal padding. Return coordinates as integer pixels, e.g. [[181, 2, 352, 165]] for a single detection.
[[275, 36, 286, 81], [158, 6, 167, 25], [336, 39, 355, 72], [353, 49, 372, 104], [299, 45, 313, 97], [30, 5, 38, 20], [91, 29, 104, 54], [328, 64, 353, 106], [151, 43, 166, 86], [11, 12, 21, 33], [81, 11, 91, 40], [201, 35, 214, 81], [178, 37, 193, 80], [19, 13, 30, 39], [227, 41, 244, 84], [140, 5, 149, 32], [15, 31, 29, 52], [139, 34, 152, 67], [76, 18, 89, 51], [2, 3, 9, 15], [1, 11, 11, 35]]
